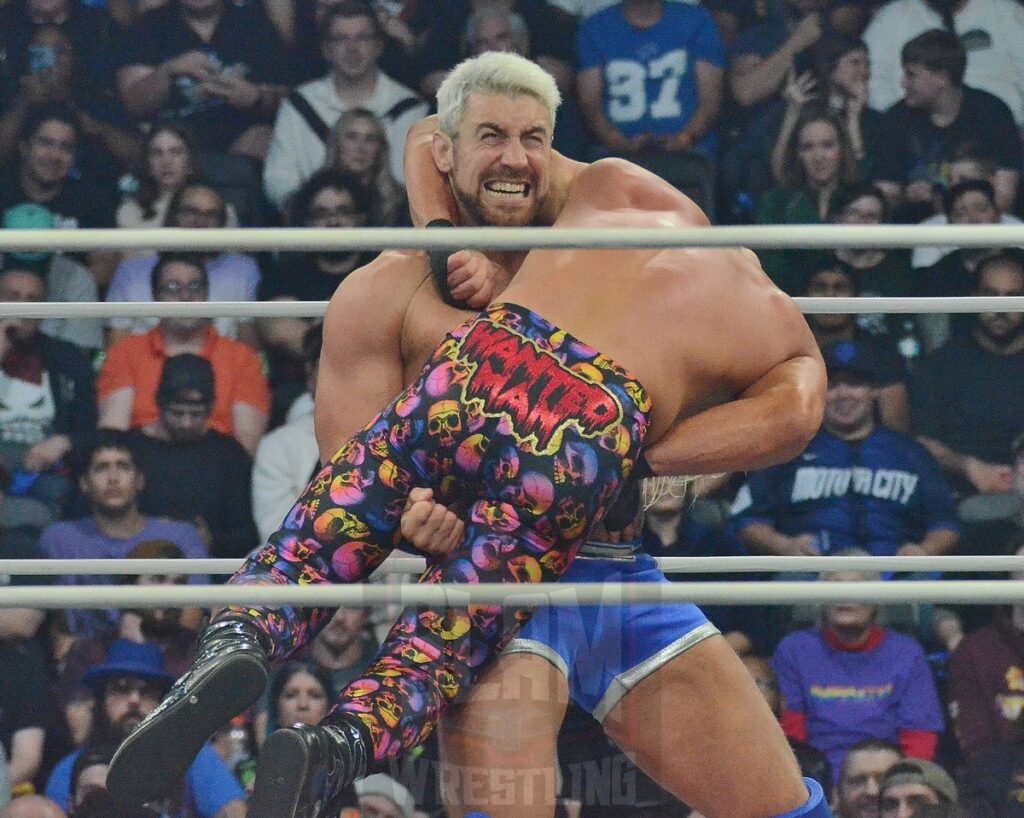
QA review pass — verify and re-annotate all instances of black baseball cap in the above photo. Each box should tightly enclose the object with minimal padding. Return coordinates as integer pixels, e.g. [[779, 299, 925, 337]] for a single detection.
[[156, 354, 215, 406]]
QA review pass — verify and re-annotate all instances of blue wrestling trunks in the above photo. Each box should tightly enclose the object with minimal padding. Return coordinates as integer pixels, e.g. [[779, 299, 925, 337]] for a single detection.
[[506, 548, 719, 722]]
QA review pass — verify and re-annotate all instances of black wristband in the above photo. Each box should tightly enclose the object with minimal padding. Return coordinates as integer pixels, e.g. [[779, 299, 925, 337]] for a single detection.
[[425, 218, 465, 308]]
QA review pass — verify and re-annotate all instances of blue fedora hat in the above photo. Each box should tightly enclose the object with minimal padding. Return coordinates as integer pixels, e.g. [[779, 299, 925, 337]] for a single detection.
[[81, 639, 176, 691]]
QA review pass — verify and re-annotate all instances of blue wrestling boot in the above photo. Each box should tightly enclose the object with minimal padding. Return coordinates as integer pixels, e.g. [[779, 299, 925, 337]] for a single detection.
[[107, 617, 271, 808], [249, 722, 368, 818]]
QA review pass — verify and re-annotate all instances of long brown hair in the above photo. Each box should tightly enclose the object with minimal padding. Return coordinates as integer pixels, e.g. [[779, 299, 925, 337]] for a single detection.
[[779, 109, 860, 191], [134, 124, 199, 221]]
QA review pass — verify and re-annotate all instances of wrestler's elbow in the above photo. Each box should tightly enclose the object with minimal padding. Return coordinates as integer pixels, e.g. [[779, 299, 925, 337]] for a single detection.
[[797, 353, 827, 426], [772, 378, 826, 464]]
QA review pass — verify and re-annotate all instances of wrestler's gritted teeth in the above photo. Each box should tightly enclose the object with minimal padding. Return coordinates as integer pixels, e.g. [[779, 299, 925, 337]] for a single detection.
[[453, 171, 541, 227], [482, 173, 538, 224]]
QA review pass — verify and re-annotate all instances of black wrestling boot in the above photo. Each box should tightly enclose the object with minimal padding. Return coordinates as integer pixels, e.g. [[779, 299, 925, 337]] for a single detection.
[[108, 617, 271, 807], [249, 722, 368, 818]]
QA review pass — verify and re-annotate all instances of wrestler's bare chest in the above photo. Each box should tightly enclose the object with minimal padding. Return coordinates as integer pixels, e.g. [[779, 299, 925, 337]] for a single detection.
[[399, 287, 476, 384]]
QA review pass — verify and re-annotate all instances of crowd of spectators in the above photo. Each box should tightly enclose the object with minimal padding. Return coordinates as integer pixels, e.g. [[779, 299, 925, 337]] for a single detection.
[[2, 0, 1024, 815]]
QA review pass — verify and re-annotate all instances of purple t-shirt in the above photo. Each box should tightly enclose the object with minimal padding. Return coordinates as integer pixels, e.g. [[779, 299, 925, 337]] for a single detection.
[[40, 517, 209, 636], [772, 628, 944, 783]]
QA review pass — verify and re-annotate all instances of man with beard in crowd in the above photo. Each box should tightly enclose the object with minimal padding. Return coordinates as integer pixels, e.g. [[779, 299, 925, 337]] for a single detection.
[[911, 252, 1024, 499], [45, 641, 245, 818], [55, 539, 202, 700]]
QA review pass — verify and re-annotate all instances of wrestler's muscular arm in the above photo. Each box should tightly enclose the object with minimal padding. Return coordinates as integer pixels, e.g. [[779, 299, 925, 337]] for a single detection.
[[316, 252, 473, 559], [644, 255, 826, 477], [314, 252, 430, 462], [405, 115, 509, 307], [644, 354, 825, 476], [405, 116, 459, 228]]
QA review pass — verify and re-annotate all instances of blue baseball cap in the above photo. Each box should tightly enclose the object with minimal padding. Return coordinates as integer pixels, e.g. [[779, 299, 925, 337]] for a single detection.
[[823, 340, 878, 384], [81, 639, 175, 692]]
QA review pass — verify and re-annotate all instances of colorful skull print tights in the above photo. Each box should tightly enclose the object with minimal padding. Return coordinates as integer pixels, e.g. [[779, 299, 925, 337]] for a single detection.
[[225, 303, 652, 763]]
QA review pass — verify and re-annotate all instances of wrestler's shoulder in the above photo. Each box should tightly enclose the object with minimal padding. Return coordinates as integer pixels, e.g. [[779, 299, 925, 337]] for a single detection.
[[709, 245, 771, 275], [675, 244, 774, 293], [323, 251, 431, 333], [349, 249, 430, 282], [328, 250, 430, 302], [570, 158, 711, 226]]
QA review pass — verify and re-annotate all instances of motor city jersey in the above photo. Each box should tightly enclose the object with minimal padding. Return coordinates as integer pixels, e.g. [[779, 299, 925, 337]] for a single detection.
[[730, 427, 960, 556]]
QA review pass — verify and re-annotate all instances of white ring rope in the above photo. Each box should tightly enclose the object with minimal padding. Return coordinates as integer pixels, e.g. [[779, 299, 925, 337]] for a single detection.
[[0, 580, 1019, 609], [5, 296, 1024, 320], [2, 224, 1024, 252], [4, 228, 1019, 610], [2, 555, 1021, 577], [2, 301, 327, 319]]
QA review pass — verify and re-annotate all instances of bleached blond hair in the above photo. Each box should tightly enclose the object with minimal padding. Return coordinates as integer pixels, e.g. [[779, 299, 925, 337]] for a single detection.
[[641, 475, 698, 512], [436, 51, 561, 138]]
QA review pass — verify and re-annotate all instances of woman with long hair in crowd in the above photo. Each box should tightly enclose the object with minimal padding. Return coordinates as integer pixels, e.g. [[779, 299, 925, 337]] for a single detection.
[[116, 125, 238, 237], [321, 108, 407, 227], [252, 660, 335, 750], [757, 109, 861, 293], [771, 35, 881, 184]]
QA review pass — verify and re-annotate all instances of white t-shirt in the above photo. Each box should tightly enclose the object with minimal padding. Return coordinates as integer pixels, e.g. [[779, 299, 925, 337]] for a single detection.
[[263, 71, 428, 211], [911, 211, 1024, 268], [251, 410, 318, 542]]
